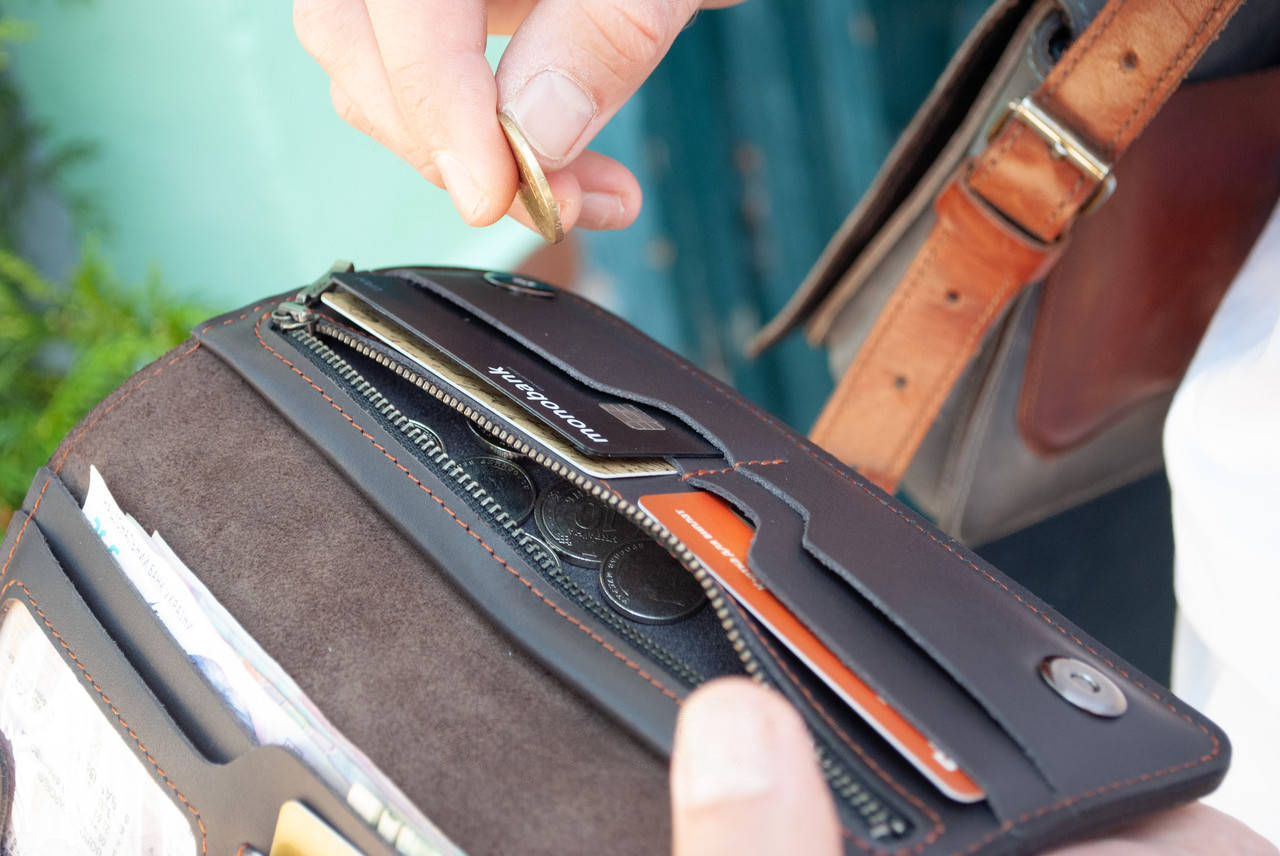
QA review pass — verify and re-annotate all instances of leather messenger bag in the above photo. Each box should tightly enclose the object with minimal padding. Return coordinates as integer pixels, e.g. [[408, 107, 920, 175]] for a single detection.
[[0, 264, 1232, 855], [754, 0, 1280, 544]]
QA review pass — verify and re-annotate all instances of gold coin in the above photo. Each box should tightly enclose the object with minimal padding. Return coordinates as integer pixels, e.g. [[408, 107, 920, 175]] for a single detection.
[[498, 112, 565, 245]]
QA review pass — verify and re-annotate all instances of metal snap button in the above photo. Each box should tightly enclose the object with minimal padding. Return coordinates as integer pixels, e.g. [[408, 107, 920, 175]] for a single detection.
[[483, 271, 557, 297], [1039, 656, 1127, 718]]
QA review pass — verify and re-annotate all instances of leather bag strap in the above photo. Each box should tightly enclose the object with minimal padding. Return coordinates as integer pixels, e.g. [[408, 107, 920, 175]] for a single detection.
[[810, 0, 1245, 492]]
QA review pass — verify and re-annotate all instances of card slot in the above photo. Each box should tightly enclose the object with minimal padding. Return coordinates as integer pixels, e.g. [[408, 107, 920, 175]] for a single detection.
[[386, 267, 792, 465], [329, 272, 720, 461], [666, 471, 1056, 823], [1, 496, 410, 856], [25, 469, 252, 764], [738, 458, 1227, 809]]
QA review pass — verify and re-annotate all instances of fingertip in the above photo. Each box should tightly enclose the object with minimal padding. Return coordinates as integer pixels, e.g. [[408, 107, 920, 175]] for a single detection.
[[434, 151, 517, 227], [506, 169, 580, 241], [671, 678, 841, 856], [559, 152, 642, 230]]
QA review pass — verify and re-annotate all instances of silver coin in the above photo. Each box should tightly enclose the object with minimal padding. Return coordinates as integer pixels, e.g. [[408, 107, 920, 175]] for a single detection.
[[599, 540, 706, 624], [465, 456, 537, 525], [533, 482, 642, 565], [403, 418, 446, 456], [466, 419, 519, 459]]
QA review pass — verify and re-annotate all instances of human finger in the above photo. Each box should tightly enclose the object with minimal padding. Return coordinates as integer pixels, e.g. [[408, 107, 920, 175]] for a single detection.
[[488, 0, 540, 35], [295, 0, 427, 173], [1045, 802, 1278, 855], [365, 0, 519, 225], [496, 0, 709, 171], [670, 678, 842, 856]]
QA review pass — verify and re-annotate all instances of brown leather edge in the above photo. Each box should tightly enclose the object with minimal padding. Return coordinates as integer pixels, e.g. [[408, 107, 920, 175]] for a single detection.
[[747, 0, 1035, 356]]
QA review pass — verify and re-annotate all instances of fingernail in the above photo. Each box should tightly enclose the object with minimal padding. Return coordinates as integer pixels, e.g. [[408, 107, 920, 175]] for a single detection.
[[435, 153, 487, 223], [579, 192, 626, 230], [505, 69, 597, 163], [673, 693, 776, 809]]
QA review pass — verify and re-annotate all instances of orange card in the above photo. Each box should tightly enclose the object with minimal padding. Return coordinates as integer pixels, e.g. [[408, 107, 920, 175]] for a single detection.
[[640, 490, 985, 804]]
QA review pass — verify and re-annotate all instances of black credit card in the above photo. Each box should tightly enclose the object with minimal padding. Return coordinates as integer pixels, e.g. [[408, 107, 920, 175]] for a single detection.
[[329, 272, 717, 458]]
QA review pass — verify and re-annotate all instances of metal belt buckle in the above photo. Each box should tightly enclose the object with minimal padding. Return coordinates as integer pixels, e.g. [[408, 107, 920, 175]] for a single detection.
[[991, 95, 1118, 215]]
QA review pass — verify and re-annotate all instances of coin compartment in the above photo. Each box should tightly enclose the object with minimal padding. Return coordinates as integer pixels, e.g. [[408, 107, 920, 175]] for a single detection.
[[292, 274, 997, 828], [284, 305, 940, 844], [296, 317, 749, 689]]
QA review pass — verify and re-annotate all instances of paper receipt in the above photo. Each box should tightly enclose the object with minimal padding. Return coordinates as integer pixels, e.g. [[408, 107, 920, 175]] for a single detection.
[[0, 600, 197, 855]]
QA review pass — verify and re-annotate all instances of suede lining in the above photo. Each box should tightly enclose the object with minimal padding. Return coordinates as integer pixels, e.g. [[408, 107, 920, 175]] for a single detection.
[[52, 342, 670, 854]]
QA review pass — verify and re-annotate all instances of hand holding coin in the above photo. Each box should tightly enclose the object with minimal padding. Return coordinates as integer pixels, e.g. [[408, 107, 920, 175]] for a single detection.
[[498, 114, 564, 244], [294, 0, 744, 236]]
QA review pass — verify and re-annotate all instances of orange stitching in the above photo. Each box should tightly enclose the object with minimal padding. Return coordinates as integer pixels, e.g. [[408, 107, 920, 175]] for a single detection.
[[0, 579, 208, 853], [1105, 0, 1232, 153], [194, 300, 277, 336], [1044, 0, 1130, 100], [550, 285, 1223, 822], [817, 222, 952, 451], [0, 479, 49, 584], [52, 341, 204, 474], [948, 732, 1220, 856], [1, 341, 205, 585], [252, 312, 681, 703], [968, 0, 1129, 189], [680, 459, 785, 482], [883, 242, 1013, 479], [1040, 0, 1229, 234], [568, 287, 1199, 705], [740, 612, 945, 855]]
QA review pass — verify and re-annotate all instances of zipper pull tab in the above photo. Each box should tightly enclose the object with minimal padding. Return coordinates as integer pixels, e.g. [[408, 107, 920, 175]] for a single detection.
[[296, 259, 355, 304], [270, 300, 317, 331], [273, 260, 355, 330]]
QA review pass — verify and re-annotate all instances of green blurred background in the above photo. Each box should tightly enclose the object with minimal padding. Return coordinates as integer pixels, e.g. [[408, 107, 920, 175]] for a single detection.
[[0, 0, 986, 516], [0, 3, 537, 517]]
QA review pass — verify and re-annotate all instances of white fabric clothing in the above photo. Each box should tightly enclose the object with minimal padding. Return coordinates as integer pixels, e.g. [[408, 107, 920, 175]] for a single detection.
[[1165, 199, 1280, 844]]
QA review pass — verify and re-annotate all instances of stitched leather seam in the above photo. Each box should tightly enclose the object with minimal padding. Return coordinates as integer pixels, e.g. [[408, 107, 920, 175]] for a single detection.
[[680, 459, 785, 481], [1, 340, 207, 584], [948, 726, 1220, 856], [817, 220, 952, 459], [251, 312, 681, 703], [1043, 0, 1129, 100], [563, 289, 1210, 713], [1104, 0, 1231, 154], [0, 307, 272, 844], [0, 579, 208, 853], [741, 612, 945, 854], [555, 288, 1222, 822], [970, 0, 1124, 190], [1035, 0, 1232, 234], [1041, 0, 1229, 235], [885, 240, 1014, 479]]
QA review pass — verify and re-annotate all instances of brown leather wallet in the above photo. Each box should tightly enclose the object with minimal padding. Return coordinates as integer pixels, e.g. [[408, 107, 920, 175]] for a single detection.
[[0, 265, 1229, 855]]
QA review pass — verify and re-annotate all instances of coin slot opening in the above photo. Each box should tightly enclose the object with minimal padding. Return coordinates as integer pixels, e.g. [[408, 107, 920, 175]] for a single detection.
[[294, 317, 747, 688]]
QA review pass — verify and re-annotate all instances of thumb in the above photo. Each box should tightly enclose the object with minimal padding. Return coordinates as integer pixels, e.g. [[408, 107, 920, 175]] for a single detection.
[[671, 678, 843, 856], [495, 0, 706, 169]]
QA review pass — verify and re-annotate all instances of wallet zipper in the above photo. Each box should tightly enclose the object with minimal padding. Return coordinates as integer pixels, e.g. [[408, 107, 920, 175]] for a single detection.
[[285, 322, 707, 689], [271, 300, 915, 842]]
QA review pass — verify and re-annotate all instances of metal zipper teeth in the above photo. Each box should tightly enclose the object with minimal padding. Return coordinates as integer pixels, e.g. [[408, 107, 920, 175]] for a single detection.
[[295, 318, 914, 840], [289, 324, 706, 688]]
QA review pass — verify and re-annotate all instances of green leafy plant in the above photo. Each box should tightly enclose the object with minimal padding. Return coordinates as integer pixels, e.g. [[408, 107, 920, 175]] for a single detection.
[[1, 13, 207, 517], [0, 247, 209, 513]]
